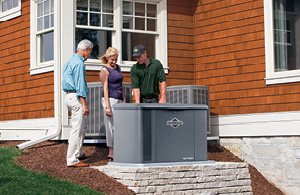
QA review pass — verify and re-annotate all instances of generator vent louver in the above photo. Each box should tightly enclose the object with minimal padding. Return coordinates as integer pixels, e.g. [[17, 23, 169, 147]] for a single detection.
[[85, 82, 132, 141], [166, 85, 211, 134]]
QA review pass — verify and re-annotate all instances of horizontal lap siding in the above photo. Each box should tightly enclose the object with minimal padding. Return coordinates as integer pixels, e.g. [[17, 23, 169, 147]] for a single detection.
[[167, 0, 195, 85], [195, 0, 300, 115], [0, 0, 55, 121]]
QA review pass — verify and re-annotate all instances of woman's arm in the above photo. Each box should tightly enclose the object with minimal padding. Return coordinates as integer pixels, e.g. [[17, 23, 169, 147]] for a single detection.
[[100, 67, 111, 117]]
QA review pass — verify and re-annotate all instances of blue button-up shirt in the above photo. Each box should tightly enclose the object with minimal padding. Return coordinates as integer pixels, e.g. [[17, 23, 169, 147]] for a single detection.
[[62, 53, 88, 98]]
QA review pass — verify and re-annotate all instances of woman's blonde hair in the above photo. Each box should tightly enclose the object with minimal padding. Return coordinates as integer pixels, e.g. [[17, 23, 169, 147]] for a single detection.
[[99, 47, 119, 64]]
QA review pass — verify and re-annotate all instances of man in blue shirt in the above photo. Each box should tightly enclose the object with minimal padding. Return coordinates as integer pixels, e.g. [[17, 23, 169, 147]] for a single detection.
[[62, 39, 93, 167]]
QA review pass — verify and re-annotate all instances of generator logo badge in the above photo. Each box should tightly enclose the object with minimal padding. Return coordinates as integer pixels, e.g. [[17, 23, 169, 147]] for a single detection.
[[166, 118, 184, 129]]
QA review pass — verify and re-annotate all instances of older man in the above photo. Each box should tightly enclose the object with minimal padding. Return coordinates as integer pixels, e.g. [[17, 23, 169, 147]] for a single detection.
[[62, 39, 93, 167], [130, 45, 167, 103]]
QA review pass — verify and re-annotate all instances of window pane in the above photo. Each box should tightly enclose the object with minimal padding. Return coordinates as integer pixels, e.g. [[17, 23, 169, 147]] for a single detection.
[[103, 14, 113, 27], [51, 13, 54, 27], [123, 16, 133, 29], [103, 0, 113, 13], [7, 0, 12, 10], [122, 32, 155, 61], [2, 1, 7, 12], [90, 13, 101, 26], [77, 12, 88, 25], [13, 0, 18, 8], [40, 31, 54, 62], [147, 19, 156, 31], [123, 1, 133, 15], [44, 0, 50, 15], [147, 4, 156, 17], [135, 17, 145, 30], [90, 0, 101, 12], [77, 0, 88, 11], [38, 3, 43, 17], [135, 2, 145, 16], [51, 0, 54, 13], [75, 28, 112, 59], [44, 15, 49, 29], [37, 18, 43, 31], [273, 0, 300, 71]]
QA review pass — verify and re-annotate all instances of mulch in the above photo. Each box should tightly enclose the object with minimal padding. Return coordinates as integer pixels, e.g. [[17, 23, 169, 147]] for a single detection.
[[0, 140, 284, 195]]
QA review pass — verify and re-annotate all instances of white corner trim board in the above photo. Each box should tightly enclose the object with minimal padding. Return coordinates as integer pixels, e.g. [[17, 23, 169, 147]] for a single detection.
[[211, 111, 300, 137]]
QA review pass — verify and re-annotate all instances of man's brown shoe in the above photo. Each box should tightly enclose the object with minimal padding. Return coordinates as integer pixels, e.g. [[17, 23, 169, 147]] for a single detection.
[[68, 161, 89, 167]]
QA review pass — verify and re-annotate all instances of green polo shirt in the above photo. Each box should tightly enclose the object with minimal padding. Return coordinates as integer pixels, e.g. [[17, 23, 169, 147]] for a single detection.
[[130, 57, 166, 97]]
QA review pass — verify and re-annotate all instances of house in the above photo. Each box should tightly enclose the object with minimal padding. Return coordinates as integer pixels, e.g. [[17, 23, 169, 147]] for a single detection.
[[0, 0, 299, 194]]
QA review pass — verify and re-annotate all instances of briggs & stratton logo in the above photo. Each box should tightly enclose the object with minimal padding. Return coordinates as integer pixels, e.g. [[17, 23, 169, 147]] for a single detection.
[[166, 118, 184, 129]]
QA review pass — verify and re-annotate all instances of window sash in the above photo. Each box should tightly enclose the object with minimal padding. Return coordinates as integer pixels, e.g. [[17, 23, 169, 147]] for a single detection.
[[264, 0, 300, 84], [0, 0, 20, 21]]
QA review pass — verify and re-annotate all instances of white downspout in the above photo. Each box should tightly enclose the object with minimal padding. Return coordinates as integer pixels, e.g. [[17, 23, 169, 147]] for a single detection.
[[17, 1, 62, 149]]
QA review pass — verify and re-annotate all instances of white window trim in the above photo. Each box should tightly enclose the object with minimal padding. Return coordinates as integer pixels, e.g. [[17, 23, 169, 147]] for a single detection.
[[0, 0, 21, 21], [264, 0, 300, 85], [30, 0, 59, 75]]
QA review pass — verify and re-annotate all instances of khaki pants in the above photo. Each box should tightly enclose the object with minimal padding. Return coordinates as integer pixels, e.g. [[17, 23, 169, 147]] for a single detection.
[[65, 93, 88, 166], [102, 98, 122, 147]]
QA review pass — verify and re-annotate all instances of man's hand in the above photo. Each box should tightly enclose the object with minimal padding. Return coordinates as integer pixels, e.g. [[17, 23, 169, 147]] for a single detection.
[[82, 104, 89, 115], [133, 88, 140, 103], [159, 98, 166, 103], [80, 97, 89, 115]]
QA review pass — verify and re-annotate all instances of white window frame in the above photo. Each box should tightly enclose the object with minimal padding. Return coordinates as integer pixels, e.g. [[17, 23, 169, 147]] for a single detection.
[[264, 0, 300, 85], [30, 0, 59, 75], [0, 0, 21, 21]]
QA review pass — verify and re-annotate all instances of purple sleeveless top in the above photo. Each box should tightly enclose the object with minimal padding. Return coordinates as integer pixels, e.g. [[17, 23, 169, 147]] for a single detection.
[[102, 65, 123, 100]]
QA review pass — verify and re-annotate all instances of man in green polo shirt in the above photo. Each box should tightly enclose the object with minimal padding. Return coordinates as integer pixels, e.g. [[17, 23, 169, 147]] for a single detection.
[[130, 45, 167, 103]]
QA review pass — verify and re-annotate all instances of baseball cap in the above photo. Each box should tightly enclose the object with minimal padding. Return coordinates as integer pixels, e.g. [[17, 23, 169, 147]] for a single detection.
[[132, 45, 146, 57]]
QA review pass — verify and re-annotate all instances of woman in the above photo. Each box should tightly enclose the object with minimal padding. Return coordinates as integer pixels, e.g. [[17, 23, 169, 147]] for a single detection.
[[100, 47, 125, 160]]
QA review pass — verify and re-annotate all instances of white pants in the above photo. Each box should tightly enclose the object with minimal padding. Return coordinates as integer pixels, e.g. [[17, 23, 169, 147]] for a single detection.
[[65, 93, 88, 166], [102, 98, 122, 147]]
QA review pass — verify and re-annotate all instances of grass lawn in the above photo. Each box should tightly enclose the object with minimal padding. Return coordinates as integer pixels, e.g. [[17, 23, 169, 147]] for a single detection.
[[0, 146, 102, 195]]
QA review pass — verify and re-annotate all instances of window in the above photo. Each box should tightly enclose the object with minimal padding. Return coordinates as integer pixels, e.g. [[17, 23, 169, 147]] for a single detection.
[[0, 0, 21, 21], [72, 0, 167, 72], [75, 0, 114, 59], [122, 1, 157, 61], [30, 0, 56, 75], [264, 0, 300, 84]]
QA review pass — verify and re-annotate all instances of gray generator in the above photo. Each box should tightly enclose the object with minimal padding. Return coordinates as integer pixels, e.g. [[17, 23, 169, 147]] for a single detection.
[[113, 103, 208, 163]]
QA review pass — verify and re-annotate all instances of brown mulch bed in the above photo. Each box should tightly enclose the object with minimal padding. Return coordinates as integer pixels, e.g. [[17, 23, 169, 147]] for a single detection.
[[1, 141, 284, 195]]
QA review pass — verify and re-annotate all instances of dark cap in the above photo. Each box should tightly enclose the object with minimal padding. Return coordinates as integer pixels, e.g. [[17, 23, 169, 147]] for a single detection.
[[132, 45, 146, 57]]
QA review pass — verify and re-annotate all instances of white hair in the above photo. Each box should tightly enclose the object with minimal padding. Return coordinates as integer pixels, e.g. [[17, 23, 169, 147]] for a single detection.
[[77, 39, 94, 51]]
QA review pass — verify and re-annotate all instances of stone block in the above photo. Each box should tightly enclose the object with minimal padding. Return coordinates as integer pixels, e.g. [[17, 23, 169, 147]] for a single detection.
[[148, 179, 168, 186], [197, 176, 217, 183], [219, 138, 242, 144], [253, 137, 272, 144], [295, 149, 300, 159], [289, 136, 300, 147], [253, 145, 279, 157], [159, 172, 185, 179], [286, 166, 300, 180]]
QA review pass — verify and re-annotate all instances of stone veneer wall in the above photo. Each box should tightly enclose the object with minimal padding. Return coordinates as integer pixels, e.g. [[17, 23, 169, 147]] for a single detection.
[[220, 136, 300, 195], [94, 162, 252, 194]]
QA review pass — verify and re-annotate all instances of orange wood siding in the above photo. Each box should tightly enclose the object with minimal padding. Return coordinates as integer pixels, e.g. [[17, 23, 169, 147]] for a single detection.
[[194, 0, 300, 115], [0, 0, 55, 121], [166, 0, 195, 85]]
